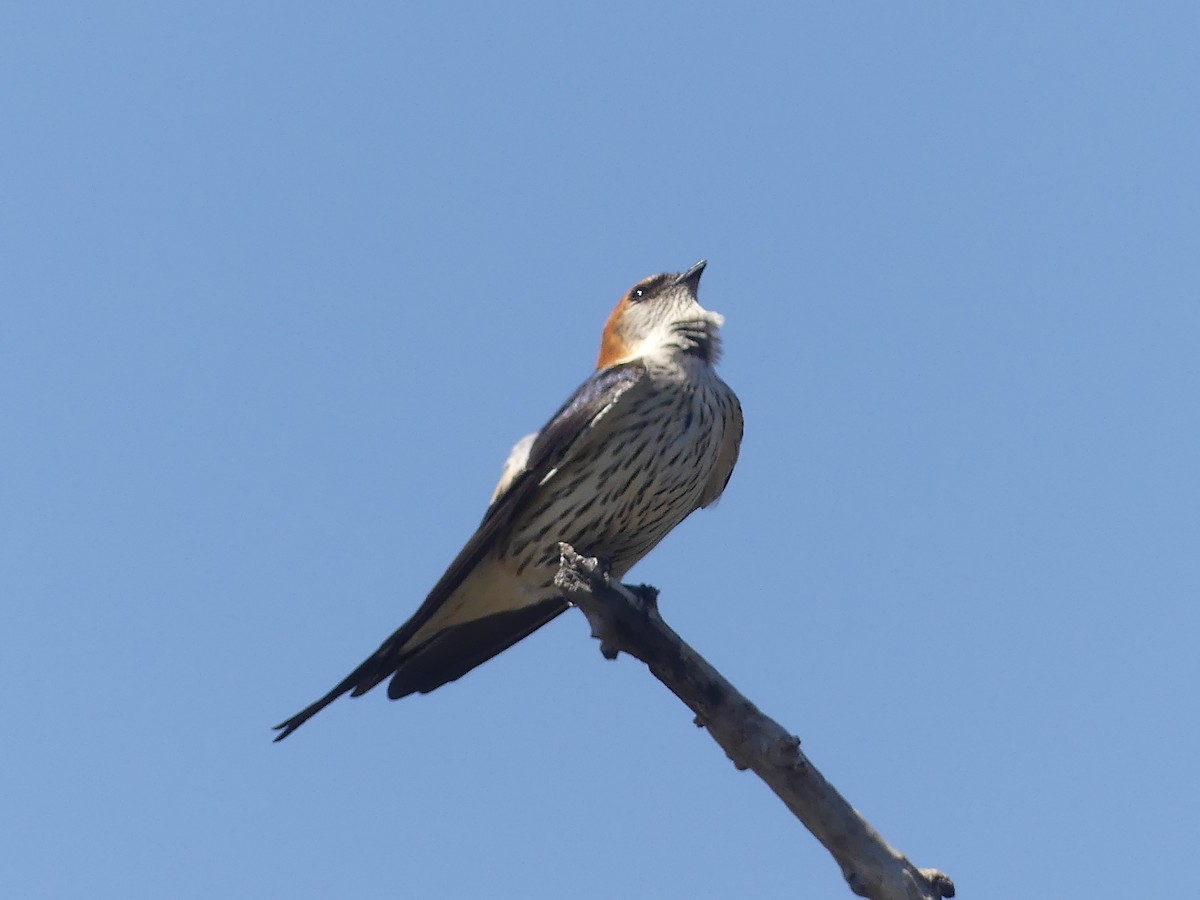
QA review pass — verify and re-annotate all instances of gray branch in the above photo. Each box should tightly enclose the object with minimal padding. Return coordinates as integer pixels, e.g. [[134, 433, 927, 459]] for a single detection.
[[554, 543, 955, 900]]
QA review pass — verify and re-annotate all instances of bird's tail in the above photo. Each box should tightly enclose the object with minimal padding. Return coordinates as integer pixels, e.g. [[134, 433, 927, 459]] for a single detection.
[[272, 597, 568, 741]]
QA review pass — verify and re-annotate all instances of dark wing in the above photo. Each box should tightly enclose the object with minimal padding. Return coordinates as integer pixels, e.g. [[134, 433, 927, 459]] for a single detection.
[[273, 360, 648, 740]]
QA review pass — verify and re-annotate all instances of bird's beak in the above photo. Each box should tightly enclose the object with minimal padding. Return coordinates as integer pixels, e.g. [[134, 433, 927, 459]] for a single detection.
[[673, 259, 707, 289]]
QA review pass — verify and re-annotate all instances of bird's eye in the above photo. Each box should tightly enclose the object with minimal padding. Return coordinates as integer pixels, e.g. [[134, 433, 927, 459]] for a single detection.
[[628, 274, 668, 303]]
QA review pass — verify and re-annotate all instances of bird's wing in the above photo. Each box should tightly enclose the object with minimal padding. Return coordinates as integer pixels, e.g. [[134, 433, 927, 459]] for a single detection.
[[698, 384, 743, 509], [273, 360, 649, 740]]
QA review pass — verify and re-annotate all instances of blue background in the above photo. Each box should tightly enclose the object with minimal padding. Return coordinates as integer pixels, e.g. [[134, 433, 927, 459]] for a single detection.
[[3, 3, 1197, 897]]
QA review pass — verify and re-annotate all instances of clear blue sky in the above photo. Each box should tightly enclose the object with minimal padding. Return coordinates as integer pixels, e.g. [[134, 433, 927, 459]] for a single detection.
[[3, 4, 1196, 898]]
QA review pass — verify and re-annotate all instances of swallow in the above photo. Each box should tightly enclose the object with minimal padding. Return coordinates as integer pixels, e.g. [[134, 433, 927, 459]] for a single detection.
[[274, 260, 742, 740]]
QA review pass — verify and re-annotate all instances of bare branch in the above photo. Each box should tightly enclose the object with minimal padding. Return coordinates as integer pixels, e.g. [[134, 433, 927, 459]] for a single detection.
[[554, 543, 955, 900]]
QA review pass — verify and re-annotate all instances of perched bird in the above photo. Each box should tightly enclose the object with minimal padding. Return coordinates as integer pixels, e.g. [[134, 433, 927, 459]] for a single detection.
[[273, 260, 742, 741]]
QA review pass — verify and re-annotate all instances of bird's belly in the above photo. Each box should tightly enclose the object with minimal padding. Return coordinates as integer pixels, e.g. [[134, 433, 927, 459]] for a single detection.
[[500, 383, 727, 587]]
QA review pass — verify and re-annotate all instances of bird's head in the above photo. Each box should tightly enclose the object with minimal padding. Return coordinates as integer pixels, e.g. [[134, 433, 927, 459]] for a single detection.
[[596, 260, 725, 369]]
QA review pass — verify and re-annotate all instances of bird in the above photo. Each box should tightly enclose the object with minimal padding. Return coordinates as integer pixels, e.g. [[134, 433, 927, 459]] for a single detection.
[[273, 259, 742, 741]]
